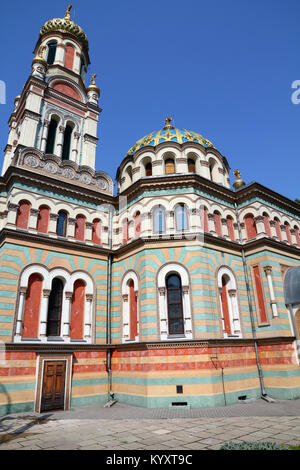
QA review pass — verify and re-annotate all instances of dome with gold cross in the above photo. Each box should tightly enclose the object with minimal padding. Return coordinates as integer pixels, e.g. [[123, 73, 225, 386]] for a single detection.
[[126, 117, 215, 157], [40, 5, 89, 51]]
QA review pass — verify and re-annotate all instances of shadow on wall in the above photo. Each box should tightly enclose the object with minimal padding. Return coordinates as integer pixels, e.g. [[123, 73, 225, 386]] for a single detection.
[[0, 383, 11, 419]]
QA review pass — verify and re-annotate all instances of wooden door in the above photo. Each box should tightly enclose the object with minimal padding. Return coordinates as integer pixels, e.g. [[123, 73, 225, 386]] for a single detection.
[[41, 361, 66, 412]]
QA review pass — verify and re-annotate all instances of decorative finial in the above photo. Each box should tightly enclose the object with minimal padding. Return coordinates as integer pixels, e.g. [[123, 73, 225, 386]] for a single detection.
[[163, 116, 174, 130], [65, 4, 72, 20], [233, 169, 246, 190], [91, 73, 97, 85]]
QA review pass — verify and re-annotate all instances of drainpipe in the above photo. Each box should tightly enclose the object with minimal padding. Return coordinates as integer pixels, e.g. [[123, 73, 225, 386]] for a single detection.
[[234, 202, 267, 398], [106, 208, 114, 401]]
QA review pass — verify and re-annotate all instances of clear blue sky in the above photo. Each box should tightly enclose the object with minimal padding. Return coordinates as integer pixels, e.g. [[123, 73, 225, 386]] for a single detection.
[[0, 0, 299, 199]]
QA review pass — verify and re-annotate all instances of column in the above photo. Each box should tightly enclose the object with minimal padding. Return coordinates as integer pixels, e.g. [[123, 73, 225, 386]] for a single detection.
[[84, 294, 93, 340], [62, 291, 73, 339], [72, 132, 81, 164], [39, 289, 51, 337], [290, 228, 298, 247], [182, 285, 192, 336], [221, 218, 230, 240], [233, 222, 241, 242], [263, 266, 278, 318], [56, 126, 65, 158], [280, 225, 288, 243], [158, 287, 168, 339], [15, 287, 27, 337], [6, 202, 19, 226], [48, 213, 58, 235], [200, 160, 210, 179], [239, 222, 247, 242], [29, 208, 39, 230], [167, 210, 174, 232], [208, 213, 216, 235], [228, 289, 241, 335], [40, 120, 50, 153], [67, 217, 76, 239], [122, 294, 129, 340], [254, 215, 266, 238], [85, 221, 93, 242], [269, 220, 279, 240]]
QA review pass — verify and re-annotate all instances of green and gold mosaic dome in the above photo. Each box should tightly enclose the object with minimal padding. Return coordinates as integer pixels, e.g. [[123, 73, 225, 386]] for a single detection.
[[39, 5, 89, 51], [127, 117, 215, 156]]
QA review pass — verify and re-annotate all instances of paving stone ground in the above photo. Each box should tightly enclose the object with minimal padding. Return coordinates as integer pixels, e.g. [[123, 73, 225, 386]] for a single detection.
[[0, 399, 300, 450]]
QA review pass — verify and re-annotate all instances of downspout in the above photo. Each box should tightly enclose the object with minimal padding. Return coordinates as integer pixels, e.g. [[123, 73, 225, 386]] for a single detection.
[[234, 202, 268, 398], [106, 208, 114, 401]]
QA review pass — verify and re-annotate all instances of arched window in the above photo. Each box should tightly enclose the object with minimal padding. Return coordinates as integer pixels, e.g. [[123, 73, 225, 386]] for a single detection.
[[92, 219, 101, 245], [244, 214, 257, 240], [145, 162, 152, 176], [209, 158, 217, 181], [220, 275, 232, 335], [122, 218, 129, 244], [153, 206, 165, 234], [165, 158, 175, 174], [75, 215, 86, 241], [134, 211, 141, 238], [294, 226, 300, 247], [175, 204, 188, 231], [47, 41, 57, 65], [126, 166, 133, 182], [46, 278, 64, 336], [22, 273, 42, 338], [217, 267, 242, 337], [45, 118, 58, 154], [166, 274, 184, 335], [285, 222, 292, 244], [16, 200, 31, 229], [214, 211, 222, 236], [188, 158, 196, 173], [57, 211, 68, 237], [37, 206, 50, 233], [80, 56, 87, 80], [263, 213, 271, 237], [62, 123, 73, 160], [274, 218, 282, 240], [200, 207, 209, 232], [64, 44, 75, 70], [227, 216, 235, 241], [70, 279, 85, 340], [128, 280, 138, 340], [252, 265, 268, 324]]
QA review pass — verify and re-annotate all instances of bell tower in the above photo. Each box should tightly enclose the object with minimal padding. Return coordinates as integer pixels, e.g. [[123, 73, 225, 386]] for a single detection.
[[2, 5, 101, 175]]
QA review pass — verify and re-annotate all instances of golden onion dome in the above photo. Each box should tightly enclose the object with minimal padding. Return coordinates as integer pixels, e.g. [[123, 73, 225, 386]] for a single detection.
[[126, 117, 215, 157], [39, 5, 89, 51], [232, 169, 246, 190], [86, 73, 100, 95]]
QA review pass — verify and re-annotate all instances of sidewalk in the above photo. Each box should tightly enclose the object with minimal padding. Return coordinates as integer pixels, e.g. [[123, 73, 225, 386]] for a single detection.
[[0, 399, 300, 450]]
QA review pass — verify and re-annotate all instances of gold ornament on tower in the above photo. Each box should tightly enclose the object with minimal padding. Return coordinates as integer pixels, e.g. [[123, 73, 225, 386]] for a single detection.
[[233, 169, 246, 190], [86, 73, 100, 95], [163, 116, 175, 130], [65, 4, 72, 20]]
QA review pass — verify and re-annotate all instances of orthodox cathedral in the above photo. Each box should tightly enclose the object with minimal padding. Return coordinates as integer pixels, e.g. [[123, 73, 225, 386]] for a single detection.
[[1, 6, 300, 414]]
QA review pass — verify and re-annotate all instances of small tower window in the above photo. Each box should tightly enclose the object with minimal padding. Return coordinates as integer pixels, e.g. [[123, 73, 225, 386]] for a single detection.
[[145, 162, 152, 176], [175, 204, 188, 231], [46, 118, 58, 154], [188, 158, 196, 173], [166, 274, 184, 335], [64, 44, 75, 70], [165, 158, 175, 174], [62, 124, 73, 161], [46, 278, 64, 336], [47, 42, 57, 65], [153, 206, 165, 234]]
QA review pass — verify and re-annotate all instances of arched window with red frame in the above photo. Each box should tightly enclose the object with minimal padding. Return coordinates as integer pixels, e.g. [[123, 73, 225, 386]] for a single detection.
[[274, 218, 282, 240], [64, 44, 75, 70], [75, 215, 86, 241], [22, 273, 43, 338], [214, 211, 222, 237], [92, 219, 101, 245], [122, 218, 129, 244], [70, 279, 86, 340], [16, 200, 31, 229], [244, 214, 257, 240], [37, 205, 50, 233], [285, 222, 292, 244], [201, 207, 209, 232], [263, 213, 271, 237], [227, 216, 235, 241], [134, 211, 141, 238]]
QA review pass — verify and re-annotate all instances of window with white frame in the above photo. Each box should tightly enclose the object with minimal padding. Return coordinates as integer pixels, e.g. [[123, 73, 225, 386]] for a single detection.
[[15, 265, 94, 343], [157, 263, 193, 340], [121, 271, 139, 343], [217, 266, 242, 338]]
